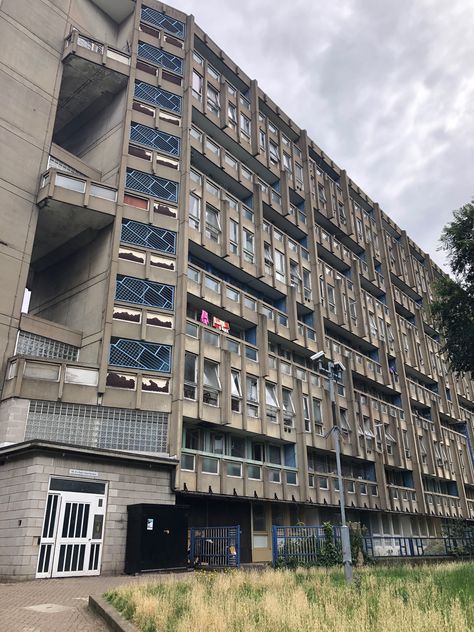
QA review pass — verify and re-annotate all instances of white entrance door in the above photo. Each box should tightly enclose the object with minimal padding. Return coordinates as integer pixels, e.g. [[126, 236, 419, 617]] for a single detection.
[[36, 479, 107, 578]]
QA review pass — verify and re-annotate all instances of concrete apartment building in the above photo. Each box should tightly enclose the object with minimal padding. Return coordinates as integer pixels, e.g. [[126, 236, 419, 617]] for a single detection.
[[0, 0, 473, 579]]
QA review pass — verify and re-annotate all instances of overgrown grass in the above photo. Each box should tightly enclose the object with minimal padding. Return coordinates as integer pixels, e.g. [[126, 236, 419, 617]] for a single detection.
[[105, 562, 474, 632]]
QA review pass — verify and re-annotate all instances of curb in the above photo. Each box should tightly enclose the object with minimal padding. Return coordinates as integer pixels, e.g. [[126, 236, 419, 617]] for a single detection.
[[89, 595, 137, 632]]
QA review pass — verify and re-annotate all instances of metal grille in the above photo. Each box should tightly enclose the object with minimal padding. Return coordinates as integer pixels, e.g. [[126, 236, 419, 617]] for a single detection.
[[121, 219, 176, 254], [126, 168, 178, 203], [137, 41, 183, 75], [272, 525, 342, 566], [16, 331, 79, 362], [190, 526, 240, 568], [115, 275, 174, 309], [26, 400, 168, 453], [109, 337, 172, 373], [134, 81, 182, 113], [141, 5, 186, 38], [130, 122, 180, 156]]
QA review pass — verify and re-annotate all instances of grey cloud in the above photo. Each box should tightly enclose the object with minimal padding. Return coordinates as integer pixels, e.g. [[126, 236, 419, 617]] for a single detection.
[[169, 0, 474, 270]]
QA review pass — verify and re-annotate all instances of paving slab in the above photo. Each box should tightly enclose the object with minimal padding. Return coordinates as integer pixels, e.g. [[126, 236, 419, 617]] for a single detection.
[[0, 572, 191, 632]]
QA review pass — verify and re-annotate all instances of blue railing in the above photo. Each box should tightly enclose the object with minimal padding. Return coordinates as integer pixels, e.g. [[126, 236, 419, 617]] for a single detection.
[[189, 526, 240, 568], [363, 535, 474, 558], [272, 525, 341, 566]]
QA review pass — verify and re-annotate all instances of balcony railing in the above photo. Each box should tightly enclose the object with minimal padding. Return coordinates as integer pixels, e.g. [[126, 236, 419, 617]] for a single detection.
[[64, 30, 131, 68]]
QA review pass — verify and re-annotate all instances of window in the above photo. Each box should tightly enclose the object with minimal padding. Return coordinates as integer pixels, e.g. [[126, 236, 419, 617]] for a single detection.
[[206, 138, 220, 156], [210, 432, 225, 454], [248, 464, 261, 480], [349, 299, 357, 321], [243, 229, 255, 263], [231, 370, 242, 412], [319, 477, 329, 490], [203, 329, 219, 347], [203, 360, 221, 406], [208, 64, 220, 80], [228, 103, 237, 128], [187, 265, 200, 283], [338, 202, 346, 224], [268, 445, 281, 465], [268, 469, 281, 483], [312, 398, 323, 434], [204, 275, 220, 293], [368, 312, 377, 337], [269, 140, 279, 164], [202, 456, 218, 474], [282, 389, 295, 428], [274, 250, 286, 283], [205, 205, 221, 242], [259, 128, 266, 149], [265, 383, 279, 423], [229, 219, 239, 254], [240, 113, 251, 138], [282, 152, 292, 173], [207, 84, 220, 115], [192, 71, 202, 100], [340, 408, 351, 432], [225, 153, 238, 169], [327, 284, 336, 313], [244, 295, 256, 311], [181, 453, 195, 471], [303, 269, 312, 300], [226, 461, 242, 477], [186, 321, 198, 337], [190, 126, 202, 142], [286, 471, 297, 485], [246, 376, 259, 417], [189, 193, 201, 230], [184, 353, 197, 399], [303, 396, 311, 432], [295, 163, 304, 184]]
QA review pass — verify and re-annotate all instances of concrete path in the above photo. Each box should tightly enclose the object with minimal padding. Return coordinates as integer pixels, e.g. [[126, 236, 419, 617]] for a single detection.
[[0, 572, 189, 632]]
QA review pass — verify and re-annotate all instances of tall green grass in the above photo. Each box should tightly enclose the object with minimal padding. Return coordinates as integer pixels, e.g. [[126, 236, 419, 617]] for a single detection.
[[105, 562, 474, 632]]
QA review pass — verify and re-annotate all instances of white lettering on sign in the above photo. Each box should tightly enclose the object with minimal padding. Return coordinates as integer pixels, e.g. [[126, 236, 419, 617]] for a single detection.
[[69, 469, 99, 478]]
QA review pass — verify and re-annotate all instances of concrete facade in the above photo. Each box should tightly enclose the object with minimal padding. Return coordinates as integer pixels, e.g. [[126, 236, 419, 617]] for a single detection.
[[0, 0, 473, 576]]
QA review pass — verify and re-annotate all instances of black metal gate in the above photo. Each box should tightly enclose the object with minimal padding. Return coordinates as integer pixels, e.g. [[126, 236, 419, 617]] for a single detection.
[[189, 525, 240, 568]]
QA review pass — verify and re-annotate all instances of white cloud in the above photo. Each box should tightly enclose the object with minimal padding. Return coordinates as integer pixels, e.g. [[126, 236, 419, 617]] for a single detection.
[[169, 0, 474, 269]]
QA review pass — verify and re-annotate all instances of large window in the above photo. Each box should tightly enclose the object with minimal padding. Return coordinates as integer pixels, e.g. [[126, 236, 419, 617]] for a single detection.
[[282, 389, 295, 428], [189, 193, 201, 230], [206, 85, 220, 115], [242, 229, 255, 263], [265, 383, 279, 423], [246, 376, 259, 417], [231, 370, 242, 412], [229, 219, 239, 254], [203, 360, 221, 406], [184, 353, 197, 399], [205, 205, 221, 242], [192, 70, 202, 100], [274, 250, 285, 283], [312, 398, 323, 434]]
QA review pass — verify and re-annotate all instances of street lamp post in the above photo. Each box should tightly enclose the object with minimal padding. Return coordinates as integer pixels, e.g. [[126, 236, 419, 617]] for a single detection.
[[311, 353, 353, 583]]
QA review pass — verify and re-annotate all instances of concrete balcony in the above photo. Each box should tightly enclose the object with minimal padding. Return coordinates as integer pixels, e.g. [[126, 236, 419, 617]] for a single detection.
[[2, 356, 99, 405], [54, 31, 130, 144], [33, 169, 117, 269]]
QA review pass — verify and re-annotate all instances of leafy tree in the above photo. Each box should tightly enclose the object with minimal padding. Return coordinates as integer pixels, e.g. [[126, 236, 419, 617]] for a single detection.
[[431, 201, 474, 372]]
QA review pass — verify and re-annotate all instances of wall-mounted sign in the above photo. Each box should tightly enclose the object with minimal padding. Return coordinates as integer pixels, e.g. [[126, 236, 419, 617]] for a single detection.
[[147, 518, 154, 531], [69, 469, 99, 478]]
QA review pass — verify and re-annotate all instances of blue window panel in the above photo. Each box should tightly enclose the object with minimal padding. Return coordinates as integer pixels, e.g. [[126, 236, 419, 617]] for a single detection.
[[110, 337, 172, 373], [134, 81, 182, 114], [115, 275, 174, 310], [141, 5, 185, 39], [138, 41, 183, 75], [121, 219, 176, 254], [126, 169, 178, 203], [130, 122, 180, 157]]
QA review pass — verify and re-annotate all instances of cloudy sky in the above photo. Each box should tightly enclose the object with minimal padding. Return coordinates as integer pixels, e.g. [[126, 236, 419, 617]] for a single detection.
[[170, 0, 474, 270]]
